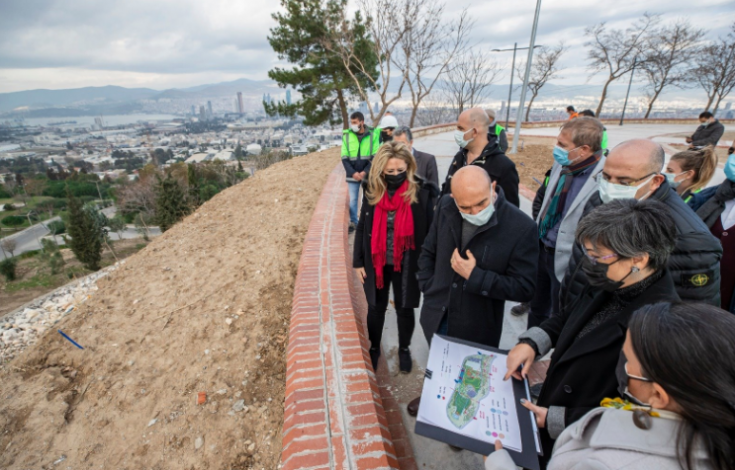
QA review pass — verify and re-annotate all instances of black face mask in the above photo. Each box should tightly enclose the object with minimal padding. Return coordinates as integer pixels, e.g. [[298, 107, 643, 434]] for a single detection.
[[384, 172, 407, 190], [381, 131, 393, 142], [580, 255, 634, 292]]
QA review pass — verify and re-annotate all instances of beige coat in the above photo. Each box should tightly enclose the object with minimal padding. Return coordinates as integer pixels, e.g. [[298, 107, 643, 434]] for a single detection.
[[485, 407, 712, 470]]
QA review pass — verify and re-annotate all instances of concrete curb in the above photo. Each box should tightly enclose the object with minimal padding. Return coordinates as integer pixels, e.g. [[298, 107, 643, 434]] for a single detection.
[[281, 164, 399, 470]]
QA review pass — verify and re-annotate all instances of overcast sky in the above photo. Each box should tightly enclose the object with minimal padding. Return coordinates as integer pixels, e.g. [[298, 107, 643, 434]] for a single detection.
[[0, 0, 733, 94]]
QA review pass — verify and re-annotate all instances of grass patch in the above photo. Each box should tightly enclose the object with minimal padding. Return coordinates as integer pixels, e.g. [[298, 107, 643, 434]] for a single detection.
[[5, 273, 56, 292]]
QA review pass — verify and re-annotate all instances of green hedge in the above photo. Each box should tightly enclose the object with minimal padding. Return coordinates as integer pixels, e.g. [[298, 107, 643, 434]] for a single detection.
[[1, 215, 25, 226]]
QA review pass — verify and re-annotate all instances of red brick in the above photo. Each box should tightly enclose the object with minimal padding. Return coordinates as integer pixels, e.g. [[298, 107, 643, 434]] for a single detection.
[[283, 435, 329, 456], [281, 451, 330, 470], [355, 454, 400, 470], [282, 423, 328, 450]]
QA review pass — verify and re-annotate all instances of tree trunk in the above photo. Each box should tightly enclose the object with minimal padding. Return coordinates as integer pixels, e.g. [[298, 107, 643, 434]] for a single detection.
[[525, 93, 538, 122], [713, 95, 723, 115], [644, 89, 661, 119], [409, 103, 419, 128], [336, 87, 348, 130], [703, 93, 715, 112], [596, 78, 613, 117]]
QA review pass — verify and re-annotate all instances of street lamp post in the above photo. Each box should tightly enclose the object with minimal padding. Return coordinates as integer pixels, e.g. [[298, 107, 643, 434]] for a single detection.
[[620, 57, 637, 126], [492, 44, 543, 131], [510, 0, 543, 155]]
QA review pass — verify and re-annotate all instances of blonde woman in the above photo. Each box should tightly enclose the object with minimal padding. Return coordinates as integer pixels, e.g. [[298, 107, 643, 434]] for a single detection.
[[664, 146, 718, 203], [353, 141, 438, 373]]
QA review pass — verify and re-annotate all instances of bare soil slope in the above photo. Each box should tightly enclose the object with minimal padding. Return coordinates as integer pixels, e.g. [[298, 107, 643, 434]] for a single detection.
[[0, 149, 339, 470]]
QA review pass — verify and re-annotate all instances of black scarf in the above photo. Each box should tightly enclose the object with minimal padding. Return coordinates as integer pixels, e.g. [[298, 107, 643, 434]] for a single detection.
[[696, 180, 735, 228]]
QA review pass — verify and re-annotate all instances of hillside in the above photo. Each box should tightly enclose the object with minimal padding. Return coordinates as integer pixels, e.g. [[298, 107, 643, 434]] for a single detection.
[[0, 149, 340, 469]]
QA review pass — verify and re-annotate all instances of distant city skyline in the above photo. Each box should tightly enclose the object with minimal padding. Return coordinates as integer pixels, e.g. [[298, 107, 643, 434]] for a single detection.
[[0, 0, 733, 94]]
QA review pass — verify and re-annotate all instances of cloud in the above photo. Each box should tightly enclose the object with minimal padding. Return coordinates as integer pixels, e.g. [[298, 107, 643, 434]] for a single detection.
[[0, 0, 733, 92]]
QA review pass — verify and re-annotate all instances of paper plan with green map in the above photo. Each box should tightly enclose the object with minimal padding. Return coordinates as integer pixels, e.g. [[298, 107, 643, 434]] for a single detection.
[[417, 335, 523, 452]]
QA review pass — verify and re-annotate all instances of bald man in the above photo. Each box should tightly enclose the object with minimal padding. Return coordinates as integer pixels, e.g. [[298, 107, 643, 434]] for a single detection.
[[442, 107, 520, 207], [407, 166, 536, 417], [560, 138, 723, 311]]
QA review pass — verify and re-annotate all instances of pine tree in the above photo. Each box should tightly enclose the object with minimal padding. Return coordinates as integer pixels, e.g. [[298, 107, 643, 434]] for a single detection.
[[66, 187, 102, 271], [266, 0, 378, 127], [155, 174, 190, 232], [187, 163, 201, 209]]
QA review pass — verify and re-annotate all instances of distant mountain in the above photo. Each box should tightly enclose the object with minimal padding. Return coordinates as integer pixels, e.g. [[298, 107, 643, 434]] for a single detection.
[[0, 85, 158, 113]]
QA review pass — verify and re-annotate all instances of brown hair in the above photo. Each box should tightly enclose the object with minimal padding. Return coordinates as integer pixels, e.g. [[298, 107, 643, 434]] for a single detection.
[[561, 116, 604, 153], [366, 141, 418, 206], [670, 146, 718, 192]]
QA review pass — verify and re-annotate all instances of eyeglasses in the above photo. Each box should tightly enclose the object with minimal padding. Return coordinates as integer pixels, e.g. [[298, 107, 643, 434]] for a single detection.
[[582, 245, 619, 265], [594, 171, 656, 187], [625, 361, 653, 383]]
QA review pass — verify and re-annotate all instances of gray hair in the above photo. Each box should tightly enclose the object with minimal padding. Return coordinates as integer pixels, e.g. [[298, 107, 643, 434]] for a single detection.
[[393, 126, 413, 142], [485, 109, 496, 120], [561, 116, 604, 153], [576, 199, 676, 271]]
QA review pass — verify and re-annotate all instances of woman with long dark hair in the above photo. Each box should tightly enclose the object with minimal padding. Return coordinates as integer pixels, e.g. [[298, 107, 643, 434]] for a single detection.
[[664, 146, 718, 203], [353, 141, 437, 373], [487, 302, 735, 469]]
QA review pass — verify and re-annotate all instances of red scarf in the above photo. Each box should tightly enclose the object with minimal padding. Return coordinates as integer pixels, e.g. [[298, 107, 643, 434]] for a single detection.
[[371, 181, 415, 289]]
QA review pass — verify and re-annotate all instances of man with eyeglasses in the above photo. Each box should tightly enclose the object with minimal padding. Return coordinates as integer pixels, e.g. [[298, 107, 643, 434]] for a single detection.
[[526, 117, 607, 330], [560, 138, 723, 311]]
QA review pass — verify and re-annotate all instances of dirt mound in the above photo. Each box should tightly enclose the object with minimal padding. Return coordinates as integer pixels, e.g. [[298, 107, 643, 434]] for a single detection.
[[0, 149, 339, 469]]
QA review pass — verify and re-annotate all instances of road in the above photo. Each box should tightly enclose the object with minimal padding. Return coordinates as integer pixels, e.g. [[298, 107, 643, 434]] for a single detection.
[[0, 206, 161, 260]]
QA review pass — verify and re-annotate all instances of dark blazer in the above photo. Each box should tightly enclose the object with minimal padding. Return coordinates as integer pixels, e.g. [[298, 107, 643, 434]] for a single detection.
[[690, 119, 725, 147], [537, 270, 680, 457], [353, 178, 437, 308], [417, 190, 537, 347], [413, 148, 440, 190], [441, 140, 520, 207], [560, 180, 722, 313]]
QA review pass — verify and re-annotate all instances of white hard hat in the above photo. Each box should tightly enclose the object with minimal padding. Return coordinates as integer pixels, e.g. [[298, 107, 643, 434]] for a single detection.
[[380, 115, 399, 128]]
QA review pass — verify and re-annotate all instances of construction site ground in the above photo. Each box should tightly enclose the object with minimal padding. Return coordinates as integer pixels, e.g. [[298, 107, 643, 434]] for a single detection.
[[0, 149, 339, 470]]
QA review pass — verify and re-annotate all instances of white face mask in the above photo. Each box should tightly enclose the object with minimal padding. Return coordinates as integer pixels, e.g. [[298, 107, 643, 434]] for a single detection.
[[457, 199, 495, 226], [454, 128, 475, 148], [350, 123, 361, 133], [597, 174, 656, 203]]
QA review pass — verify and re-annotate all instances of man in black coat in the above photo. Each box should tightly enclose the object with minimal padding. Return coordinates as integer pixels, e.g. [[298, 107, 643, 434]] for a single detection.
[[417, 166, 537, 347], [441, 108, 520, 207], [687, 111, 725, 147], [560, 139, 723, 313]]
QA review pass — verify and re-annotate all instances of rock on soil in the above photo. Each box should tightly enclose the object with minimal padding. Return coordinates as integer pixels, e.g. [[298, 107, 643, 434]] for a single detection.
[[0, 149, 339, 469]]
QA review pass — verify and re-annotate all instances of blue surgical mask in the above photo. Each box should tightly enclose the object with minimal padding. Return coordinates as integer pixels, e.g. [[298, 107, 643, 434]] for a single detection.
[[457, 200, 495, 226], [553, 145, 582, 166], [454, 128, 475, 148], [663, 171, 686, 189], [725, 154, 735, 183], [597, 174, 656, 203]]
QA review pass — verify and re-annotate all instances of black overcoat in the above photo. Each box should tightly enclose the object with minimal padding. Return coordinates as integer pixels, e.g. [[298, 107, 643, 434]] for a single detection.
[[536, 270, 680, 457], [353, 178, 437, 308], [417, 190, 537, 347]]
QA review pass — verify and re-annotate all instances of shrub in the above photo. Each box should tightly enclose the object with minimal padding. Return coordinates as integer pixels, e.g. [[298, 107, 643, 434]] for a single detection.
[[0, 257, 17, 281], [3, 203, 15, 211], [1, 215, 25, 226], [47, 220, 66, 235], [52, 199, 68, 210]]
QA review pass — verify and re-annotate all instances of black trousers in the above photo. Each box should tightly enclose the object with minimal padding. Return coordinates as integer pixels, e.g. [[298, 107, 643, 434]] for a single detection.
[[528, 241, 561, 329], [367, 264, 415, 351]]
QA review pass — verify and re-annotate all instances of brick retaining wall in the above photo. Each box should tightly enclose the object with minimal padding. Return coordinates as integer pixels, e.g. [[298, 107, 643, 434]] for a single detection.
[[281, 164, 400, 470]]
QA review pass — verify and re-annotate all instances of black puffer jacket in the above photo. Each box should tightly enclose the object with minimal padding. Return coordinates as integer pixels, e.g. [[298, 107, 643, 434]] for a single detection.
[[559, 180, 723, 313]]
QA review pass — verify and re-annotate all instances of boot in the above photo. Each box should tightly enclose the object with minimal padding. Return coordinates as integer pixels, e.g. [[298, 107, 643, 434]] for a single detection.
[[407, 396, 421, 417], [511, 302, 530, 317], [398, 348, 412, 374], [369, 347, 380, 371]]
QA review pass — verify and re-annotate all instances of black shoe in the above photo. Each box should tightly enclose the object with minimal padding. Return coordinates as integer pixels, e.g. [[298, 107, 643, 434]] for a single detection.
[[530, 383, 543, 399], [448, 444, 463, 452], [511, 302, 530, 317], [369, 347, 380, 371], [407, 396, 421, 417], [348, 223, 356, 234], [398, 348, 412, 374]]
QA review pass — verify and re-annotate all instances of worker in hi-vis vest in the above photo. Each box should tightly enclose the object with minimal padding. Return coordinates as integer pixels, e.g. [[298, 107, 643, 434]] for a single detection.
[[485, 109, 508, 153], [341, 111, 381, 232], [579, 109, 609, 150]]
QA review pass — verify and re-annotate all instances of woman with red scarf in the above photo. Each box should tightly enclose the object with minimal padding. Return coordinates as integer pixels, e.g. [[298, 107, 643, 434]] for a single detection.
[[353, 141, 438, 373]]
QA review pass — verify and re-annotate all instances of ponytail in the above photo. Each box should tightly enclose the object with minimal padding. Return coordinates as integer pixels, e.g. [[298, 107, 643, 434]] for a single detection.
[[670, 146, 719, 192]]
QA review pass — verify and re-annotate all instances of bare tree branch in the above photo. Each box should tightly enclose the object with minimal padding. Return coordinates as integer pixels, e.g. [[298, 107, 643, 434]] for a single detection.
[[640, 21, 704, 118], [585, 13, 659, 116], [692, 22, 735, 114], [515, 42, 567, 122], [442, 49, 500, 115]]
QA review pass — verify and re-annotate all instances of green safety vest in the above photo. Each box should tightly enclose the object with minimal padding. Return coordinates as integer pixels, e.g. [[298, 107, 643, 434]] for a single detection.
[[601, 129, 609, 150], [683, 187, 702, 204], [341, 127, 381, 160], [493, 124, 504, 136]]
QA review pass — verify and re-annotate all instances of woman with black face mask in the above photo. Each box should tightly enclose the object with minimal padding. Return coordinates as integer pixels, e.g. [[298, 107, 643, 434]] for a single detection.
[[504, 199, 679, 465], [488, 301, 735, 470], [353, 141, 438, 373]]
